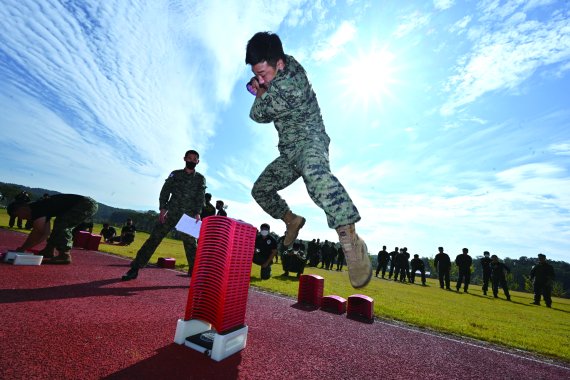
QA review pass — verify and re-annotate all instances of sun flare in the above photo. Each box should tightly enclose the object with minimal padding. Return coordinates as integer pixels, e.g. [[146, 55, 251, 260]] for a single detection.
[[337, 47, 399, 110]]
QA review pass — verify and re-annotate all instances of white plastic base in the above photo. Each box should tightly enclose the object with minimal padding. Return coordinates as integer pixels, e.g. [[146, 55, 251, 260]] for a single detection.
[[14, 254, 43, 265], [4, 251, 37, 263], [174, 319, 248, 361]]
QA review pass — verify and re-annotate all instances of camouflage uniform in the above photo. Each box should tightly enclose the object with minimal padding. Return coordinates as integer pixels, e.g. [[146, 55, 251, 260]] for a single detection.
[[28, 194, 98, 252], [131, 169, 206, 272], [250, 55, 360, 229]]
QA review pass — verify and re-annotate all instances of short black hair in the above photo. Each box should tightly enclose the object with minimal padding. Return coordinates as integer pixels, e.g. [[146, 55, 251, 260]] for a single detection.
[[245, 32, 286, 67], [185, 149, 199, 159], [260, 223, 270, 230]]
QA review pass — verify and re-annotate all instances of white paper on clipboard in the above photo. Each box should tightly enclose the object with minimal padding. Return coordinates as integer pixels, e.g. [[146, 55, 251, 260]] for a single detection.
[[175, 214, 202, 238]]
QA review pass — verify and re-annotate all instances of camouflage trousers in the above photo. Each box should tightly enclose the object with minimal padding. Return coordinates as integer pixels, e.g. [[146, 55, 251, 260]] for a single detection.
[[132, 211, 197, 271], [47, 197, 98, 252], [252, 140, 360, 229]]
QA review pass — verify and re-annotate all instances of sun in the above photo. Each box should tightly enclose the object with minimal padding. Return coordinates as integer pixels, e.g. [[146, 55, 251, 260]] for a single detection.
[[337, 47, 399, 110]]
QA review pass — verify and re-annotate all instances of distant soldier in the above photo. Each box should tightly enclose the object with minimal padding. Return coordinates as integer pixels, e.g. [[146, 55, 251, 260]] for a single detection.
[[253, 223, 277, 280], [388, 247, 399, 279], [8, 191, 30, 228], [122, 149, 205, 281], [100, 223, 117, 243], [490, 255, 511, 301], [282, 242, 306, 278], [215, 200, 227, 216], [336, 245, 345, 271], [410, 254, 426, 286], [403, 247, 411, 282], [200, 193, 216, 219], [480, 251, 492, 296], [434, 247, 451, 290], [7, 194, 98, 264], [455, 248, 472, 293], [530, 253, 555, 308], [375, 245, 390, 278], [395, 248, 409, 283]]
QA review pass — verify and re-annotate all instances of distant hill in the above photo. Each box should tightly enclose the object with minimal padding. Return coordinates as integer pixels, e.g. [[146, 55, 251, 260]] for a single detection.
[[0, 181, 158, 231]]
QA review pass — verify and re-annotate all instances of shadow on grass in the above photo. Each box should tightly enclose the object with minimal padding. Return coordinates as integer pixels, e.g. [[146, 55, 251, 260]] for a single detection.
[[102, 343, 242, 380], [0, 277, 188, 304]]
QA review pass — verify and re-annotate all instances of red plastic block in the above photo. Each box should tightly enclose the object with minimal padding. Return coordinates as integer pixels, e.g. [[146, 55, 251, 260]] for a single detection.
[[297, 274, 324, 307], [321, 295, 347, 314], [347, 294, 374, 321], [158, 257, 176, 268], [85, 234, 102, 251], [184, 216, 257, 334], [73, 231, 91, 249]]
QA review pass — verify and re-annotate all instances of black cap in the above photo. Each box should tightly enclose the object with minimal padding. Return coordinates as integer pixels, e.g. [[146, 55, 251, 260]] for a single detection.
[[260, 223, 270, 230]]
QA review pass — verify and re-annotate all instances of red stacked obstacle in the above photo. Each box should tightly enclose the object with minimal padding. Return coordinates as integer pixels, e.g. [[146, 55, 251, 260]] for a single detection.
[[85, 234, 101, 251], [184, 216, 256, 331], [297, 274, 324, 307], [174, 216, 256, 361], [321, 295, 347, 314], [73, 231, 91, 249], [157, 257, 176, 268], [347, 294, 374, 321]]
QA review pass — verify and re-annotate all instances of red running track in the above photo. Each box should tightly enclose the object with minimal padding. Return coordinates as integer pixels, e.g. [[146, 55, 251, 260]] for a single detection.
[[0, 229, 568, 380]]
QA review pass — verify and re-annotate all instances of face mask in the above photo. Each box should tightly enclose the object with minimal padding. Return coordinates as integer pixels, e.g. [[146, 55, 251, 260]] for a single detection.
[[260, 230, 269, 236], [186, 161, 197, 170]]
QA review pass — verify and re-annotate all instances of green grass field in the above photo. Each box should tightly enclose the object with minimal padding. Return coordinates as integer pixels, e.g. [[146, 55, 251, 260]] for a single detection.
[[1, 209, 569, 362]]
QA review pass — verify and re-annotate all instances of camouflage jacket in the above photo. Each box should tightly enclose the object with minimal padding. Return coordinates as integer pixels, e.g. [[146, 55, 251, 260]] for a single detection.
[[159, 169, 206, 217], [249, 55, 330, 156]]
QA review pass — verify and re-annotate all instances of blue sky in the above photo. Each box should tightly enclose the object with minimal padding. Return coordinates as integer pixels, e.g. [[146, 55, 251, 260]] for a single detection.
[[1, 0, 569, 262]]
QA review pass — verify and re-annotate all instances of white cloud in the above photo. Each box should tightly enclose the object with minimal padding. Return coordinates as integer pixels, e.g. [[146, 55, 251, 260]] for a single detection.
[[312, 21, 357, 61], [441, 6, 570, 115], [434, 0, 455, 11], [393, 11, 431, 38], [548, 142, 570, 156]]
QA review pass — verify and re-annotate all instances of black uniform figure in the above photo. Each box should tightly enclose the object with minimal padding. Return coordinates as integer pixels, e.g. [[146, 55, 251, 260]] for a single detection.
[[282, 242, 306, 277], [388, 247, 398, 279], [119, 219, 136, 245], [455, 248, 472, 292], [376, 246, 390, 278], [8, 191, 30, 228], [530, 254, 555, 307], [480, 251, 492, 295], [336, 245, 345, 271], [402, 247, 411, 282], [395, 249, 409, 283], [306, 239, 318, 267], [201, 193, 216, 219], [253, 223, 277, 280], [410, 254, 426, 285], [490, 255, 511, 300], [434, 247, 451, 290], [216, 200, 227, 216], [100, 223, 117, 243]]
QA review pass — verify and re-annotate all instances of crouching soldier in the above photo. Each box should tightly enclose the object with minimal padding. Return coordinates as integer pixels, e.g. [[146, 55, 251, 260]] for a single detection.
[[282, 242, 306, 278], [8, 194, 98, 264], [253, 223, 277, 280]]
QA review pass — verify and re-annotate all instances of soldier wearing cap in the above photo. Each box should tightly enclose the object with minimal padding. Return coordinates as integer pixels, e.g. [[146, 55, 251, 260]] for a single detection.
[[490, 255, 511, 301]]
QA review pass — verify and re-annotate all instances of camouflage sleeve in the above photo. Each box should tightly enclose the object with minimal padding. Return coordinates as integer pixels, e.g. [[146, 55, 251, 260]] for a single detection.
[[192, 174, 206, 216], [159, 171, 176, 209]]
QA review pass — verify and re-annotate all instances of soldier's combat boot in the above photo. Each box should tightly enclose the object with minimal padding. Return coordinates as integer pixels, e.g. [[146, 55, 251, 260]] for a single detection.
[[49, 251, 72, 265], [336, 224, 372, 288], [39, 243, 55, 263], [281, 210, 305, 247]]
